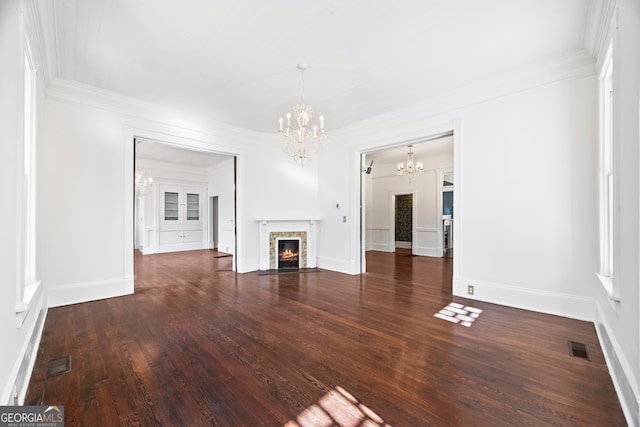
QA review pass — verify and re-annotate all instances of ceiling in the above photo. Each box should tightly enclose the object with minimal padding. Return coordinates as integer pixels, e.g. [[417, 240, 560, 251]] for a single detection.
[[49, 0, 598, 135], [135, 139, 230, 168], [365, 135, 454, 165]]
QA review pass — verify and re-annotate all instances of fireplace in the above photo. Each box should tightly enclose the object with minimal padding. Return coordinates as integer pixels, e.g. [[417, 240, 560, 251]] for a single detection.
[[277, 238, 301, 269], [258, 219, 318, 271]]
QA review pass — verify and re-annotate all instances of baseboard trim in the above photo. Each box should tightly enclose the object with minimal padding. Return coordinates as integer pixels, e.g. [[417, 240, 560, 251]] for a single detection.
[[595, 305, 640, 427], [413, 246, 441, 257], [237, 257, 258, 274], [123, 274, 134, 295], [48, 277, 131, 308], [452, 276, 596, 321], [370, 244, 393, 252], [317, 256, 359, 275], [2, 289, 47, 405]]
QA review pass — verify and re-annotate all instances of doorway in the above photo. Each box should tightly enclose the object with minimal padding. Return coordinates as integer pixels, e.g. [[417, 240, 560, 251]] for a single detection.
[[132, 137, 237, 272], [439, 168, 454, 258], [394, 193, 414, 251], [360, 131, 456, 274], [210, 196, 219, 250]]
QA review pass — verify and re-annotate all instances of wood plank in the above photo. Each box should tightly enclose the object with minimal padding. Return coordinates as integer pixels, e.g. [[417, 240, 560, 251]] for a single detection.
[[25, 249, 626, 426]]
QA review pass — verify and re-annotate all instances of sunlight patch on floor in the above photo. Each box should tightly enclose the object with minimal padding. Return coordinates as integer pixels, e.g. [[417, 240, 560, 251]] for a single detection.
[[285, 386, 392, 427], [434, 302, 483, 327]]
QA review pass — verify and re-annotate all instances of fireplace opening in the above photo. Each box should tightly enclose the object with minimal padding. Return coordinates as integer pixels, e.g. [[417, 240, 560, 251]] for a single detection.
[[278, 239, 300, 270]]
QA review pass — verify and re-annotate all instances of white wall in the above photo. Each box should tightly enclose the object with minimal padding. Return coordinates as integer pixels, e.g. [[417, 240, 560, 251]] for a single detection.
[[240, 141, 320, 270], [207, 157, 236, 254], [318, 69, 600, 315], [36, 76, 323, 305], [593, 0, 640, 424], [459, 78, 598, 301], [39, 100, 132, 307], [318, 43, 640, 423], [20, 1, 638, 423], [316, 137, 357, 273], [0, 0, 48, 404]]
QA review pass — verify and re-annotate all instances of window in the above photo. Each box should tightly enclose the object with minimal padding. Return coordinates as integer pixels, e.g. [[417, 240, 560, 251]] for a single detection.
[[17, 39, 41, 320], [597, 42, 617, 299]]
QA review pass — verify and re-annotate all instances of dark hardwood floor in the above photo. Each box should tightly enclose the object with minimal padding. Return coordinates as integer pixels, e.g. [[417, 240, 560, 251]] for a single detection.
[[26, 249, 625, 426]]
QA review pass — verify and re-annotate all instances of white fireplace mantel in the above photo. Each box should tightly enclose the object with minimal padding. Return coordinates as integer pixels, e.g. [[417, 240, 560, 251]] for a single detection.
[[258, 219, 319, 270]]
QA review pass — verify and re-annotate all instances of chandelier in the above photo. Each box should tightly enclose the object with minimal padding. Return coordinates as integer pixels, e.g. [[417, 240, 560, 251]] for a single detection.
[[135, 171, 153, 196], [279, 64, 325, 165], [397, 145, 424, 180]]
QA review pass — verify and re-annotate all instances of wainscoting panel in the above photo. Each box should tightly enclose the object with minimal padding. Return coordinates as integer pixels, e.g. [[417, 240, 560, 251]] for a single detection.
[[142, 227, 155, 254], [414, 227, 439, 257], [366, 226, 392, 252]]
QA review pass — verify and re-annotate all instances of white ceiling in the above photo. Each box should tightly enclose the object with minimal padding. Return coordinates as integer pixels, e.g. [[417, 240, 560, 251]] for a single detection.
[[135, 139, 230, 168], [50, 0, 597, 135], [365, 135, 454, 165]]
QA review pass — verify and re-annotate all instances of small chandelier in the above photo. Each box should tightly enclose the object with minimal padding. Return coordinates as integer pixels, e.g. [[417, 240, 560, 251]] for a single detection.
[[397, 145, 424, 179], [135, 171, 153, 196], [279, 64, 325, 165]]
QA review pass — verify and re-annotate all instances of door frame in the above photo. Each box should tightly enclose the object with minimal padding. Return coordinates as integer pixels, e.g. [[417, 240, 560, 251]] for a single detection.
[[126, 127, 242, 296], [209, 195, 219, 250], [358, 123, 461, 279]]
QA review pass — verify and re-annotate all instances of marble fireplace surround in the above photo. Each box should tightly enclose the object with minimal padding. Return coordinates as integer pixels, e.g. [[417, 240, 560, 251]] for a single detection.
[[258, 220, 318, 270]]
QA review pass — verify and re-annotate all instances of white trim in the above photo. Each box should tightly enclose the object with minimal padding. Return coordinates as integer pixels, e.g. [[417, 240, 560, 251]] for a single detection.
[[595, 304, 640, 427], [596, 272, 620, 303], [48, 277, 131, 308], [15, 280, 42, 328], [451, 120, 462, 281], [593, 0, 618, 73], [437, 167, 455, 257], [125, 125, 246, 277], [258, 220, 318, 270], [2, 289, 47, 405], [354, 121, 458, 274], [452, 276, 596, 322], [317, 255, 359, 275], [597, 36, 617, 299], [45, 78, 265, 144]]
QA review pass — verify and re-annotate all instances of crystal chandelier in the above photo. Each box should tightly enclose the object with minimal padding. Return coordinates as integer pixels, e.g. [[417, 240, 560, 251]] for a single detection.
[[279, 64, 325, 165], [135, 171, 153, 196], [397, 145, 424, 180]]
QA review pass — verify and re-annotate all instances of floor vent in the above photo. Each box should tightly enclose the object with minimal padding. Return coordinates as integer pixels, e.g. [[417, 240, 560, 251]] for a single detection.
[[568, 341, 591, 361], [47, 355, 71, 377]]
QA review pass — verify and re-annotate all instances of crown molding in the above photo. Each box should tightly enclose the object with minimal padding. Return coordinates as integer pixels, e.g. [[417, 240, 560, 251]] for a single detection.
[[24, 0, 58, 86], [330, 49, 596, 146], [584, 0, 617, 67], [44, 77, 269, 144]]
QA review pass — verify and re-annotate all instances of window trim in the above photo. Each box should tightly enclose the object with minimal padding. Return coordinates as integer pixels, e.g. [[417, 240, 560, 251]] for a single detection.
[[596, 40, 618, 302], [16, 36, 42, 326]]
